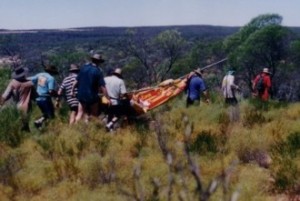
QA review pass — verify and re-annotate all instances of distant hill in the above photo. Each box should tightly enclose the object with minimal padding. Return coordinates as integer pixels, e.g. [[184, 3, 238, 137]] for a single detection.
[[0, 25, 240, 38], [289, 27, 300, 35], [0, 25, 241, 48], [0, 25, 242, 60], [1, 25, 299, 61]]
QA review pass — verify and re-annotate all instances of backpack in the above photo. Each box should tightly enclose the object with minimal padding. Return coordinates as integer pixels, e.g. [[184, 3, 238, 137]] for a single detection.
[[255, 75, 265, 94]]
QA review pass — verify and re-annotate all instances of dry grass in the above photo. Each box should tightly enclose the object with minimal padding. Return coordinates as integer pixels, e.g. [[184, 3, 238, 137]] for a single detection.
[[0, 97, 299, 200]]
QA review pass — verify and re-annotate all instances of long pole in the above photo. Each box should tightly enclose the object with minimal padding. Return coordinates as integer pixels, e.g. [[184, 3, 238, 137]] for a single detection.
[[178, 58, 228, 79], [128, 58, 228, 94], [199, 58, 228, 71]]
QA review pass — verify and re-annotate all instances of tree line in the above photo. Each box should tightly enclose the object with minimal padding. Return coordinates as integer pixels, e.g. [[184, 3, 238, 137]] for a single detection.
[[1, 14, 300, 101]]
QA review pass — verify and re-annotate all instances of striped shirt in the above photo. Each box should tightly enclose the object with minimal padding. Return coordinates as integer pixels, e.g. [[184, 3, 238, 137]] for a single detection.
[[59, 73, 79, 107]]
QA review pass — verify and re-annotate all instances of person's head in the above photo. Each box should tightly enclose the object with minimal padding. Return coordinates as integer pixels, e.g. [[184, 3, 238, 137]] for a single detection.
[[11, 66, 28, 81], [113, 67, 123, 79], [262, 68, 271, 75], [69, 64, 80, 73], [44, 65, 59, 75], [194, 68, 203, 77], [227, 70, 235, 75], [91, 53, 105, 65]]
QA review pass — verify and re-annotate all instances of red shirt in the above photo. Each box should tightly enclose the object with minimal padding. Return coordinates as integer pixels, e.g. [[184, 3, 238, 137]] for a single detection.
[[253, 73, 271, 101]]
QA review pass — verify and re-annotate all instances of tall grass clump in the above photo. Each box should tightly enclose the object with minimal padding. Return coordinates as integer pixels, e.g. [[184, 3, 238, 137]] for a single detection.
[[12, 140, 58, 194], [271, 131, 300, 193], [0, 68, 10, 93], [242, 104, 266, 128], [0, 106, 25, 147], [189, 130, 220, 155], [0, 147, 25, 190]]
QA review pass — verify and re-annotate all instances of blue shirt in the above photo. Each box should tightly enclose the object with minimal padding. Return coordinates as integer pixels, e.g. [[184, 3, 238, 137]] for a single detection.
[[187, 75, 207, 101], [29, 72, 56, 101], [76, 63, 105, 104]]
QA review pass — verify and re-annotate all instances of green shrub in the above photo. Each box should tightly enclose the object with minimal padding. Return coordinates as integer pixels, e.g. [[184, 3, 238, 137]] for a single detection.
[[0, 106, 24, 147], [273, 159, 299, 191], [95, 136, 111, 157], [272, 132, 300, 158], [286, 132, 300, 156], [35, 133, 57, 157], [271, 132, 300, 192], [14, 158, 58, 193], [0, 150, 24, 186], [77, 153, 111, 187], [0, 68, 10, 93], [243, 105, 266, 127], [190, 131, 219, 154]]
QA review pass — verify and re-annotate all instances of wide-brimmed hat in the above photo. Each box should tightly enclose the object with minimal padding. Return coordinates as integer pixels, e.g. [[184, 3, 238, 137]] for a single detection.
[[194, 68, 203, 76], [44, 65, 59, 75], [69, 64, 80, 72], [262, 68, 270, 74], [114, 68, 122, 75], [11, 66, 27, 79], [91, 53, 105, 63], [113, 68, 123, 79]]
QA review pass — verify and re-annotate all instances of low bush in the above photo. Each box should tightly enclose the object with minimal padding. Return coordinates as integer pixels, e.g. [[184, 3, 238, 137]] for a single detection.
[[242, 105, 266, 127], [0, 106, 24, 147], [271, 131, 300, 192], [190, 131, 219, 154]]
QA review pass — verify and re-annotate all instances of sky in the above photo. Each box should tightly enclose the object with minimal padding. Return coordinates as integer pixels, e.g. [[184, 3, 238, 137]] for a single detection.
[[0, 0, 299, 30]]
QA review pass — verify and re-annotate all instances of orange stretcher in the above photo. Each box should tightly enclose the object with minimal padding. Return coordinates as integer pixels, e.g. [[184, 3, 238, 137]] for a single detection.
[[127, 77, 188, 115]]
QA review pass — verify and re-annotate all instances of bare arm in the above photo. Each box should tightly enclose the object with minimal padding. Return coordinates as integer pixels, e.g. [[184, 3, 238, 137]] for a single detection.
[[54, 88, 63, 108], [100, 86, 111, 105], [202, 90, 210, 103], [231, 76, 240, 90], [1, 82, 13, 105]]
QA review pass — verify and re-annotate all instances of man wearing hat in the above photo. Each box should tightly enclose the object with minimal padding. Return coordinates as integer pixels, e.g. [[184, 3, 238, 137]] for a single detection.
[[185, 68, 209, 107], [104, 67, 127, 131], [252, 68, 272, 101], [28, 64, 59, 128], [0, 65, 34, 132], [72, 53, 110, 123], [56, 64, 80, 124]]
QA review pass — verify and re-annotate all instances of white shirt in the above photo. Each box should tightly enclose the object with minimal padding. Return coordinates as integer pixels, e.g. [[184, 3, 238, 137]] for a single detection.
[[104, 75, 126, 105], [222, 74, 238, 98]]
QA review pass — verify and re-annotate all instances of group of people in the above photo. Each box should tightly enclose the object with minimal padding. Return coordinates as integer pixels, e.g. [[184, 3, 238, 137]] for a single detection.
[[56, 53, 132, 131], [0, 54, 131, 132], [220, 67, 272, 105], [185, 66, 272, 120], [0, 53, 273, 132]]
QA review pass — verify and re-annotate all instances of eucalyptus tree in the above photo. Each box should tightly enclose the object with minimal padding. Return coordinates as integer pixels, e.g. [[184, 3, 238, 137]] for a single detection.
[[153, 29, 186, 81], [120, 29, 186, 87], [224, 14, 291, 95], [41, 47, 88, 82]]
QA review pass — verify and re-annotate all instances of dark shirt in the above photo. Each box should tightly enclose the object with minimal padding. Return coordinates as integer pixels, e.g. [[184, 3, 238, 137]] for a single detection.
[[187, 75, 207, 101], [76, 63, 105, 104]]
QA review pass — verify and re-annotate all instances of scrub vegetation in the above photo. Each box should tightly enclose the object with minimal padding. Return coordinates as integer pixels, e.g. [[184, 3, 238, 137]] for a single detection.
[[0, 95, 299, 200], [1, 13, 300, 200]]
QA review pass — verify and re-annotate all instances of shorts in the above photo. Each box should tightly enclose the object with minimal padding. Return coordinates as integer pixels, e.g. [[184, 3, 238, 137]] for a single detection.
[[225, 97, 238, 106], [79, 100, 99, 116], [69, 105, 78, 112]]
